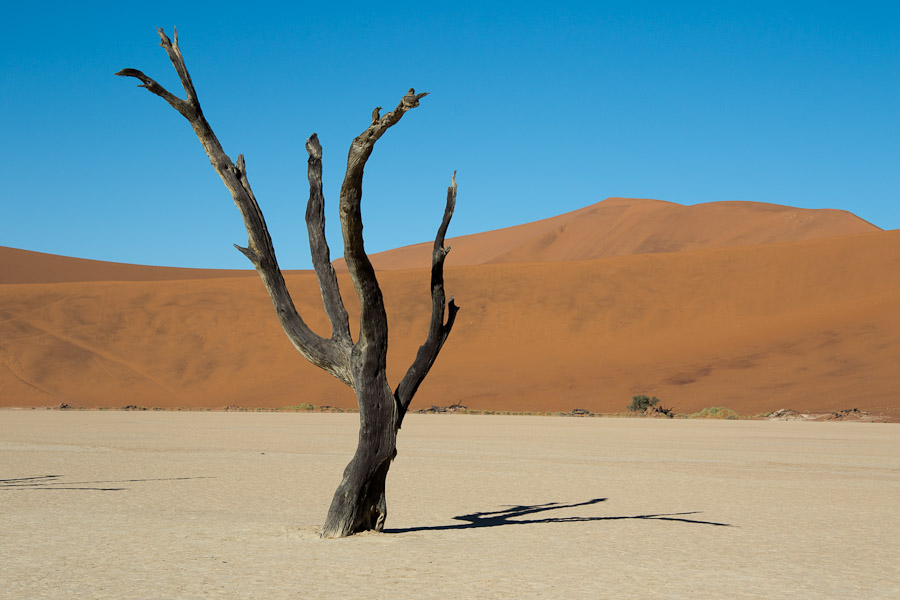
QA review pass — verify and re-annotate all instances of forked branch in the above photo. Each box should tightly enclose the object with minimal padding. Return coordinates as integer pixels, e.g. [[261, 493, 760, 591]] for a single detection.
[[116, 28, 351, 385], [118, 29, 459, 412]]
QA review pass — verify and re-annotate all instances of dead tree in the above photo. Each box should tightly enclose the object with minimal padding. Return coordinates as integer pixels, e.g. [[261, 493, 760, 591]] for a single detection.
[[118, 28, 458, 538]]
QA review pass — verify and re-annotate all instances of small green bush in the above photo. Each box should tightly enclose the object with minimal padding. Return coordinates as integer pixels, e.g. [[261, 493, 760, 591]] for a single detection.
[[628, 395, 661, 412]]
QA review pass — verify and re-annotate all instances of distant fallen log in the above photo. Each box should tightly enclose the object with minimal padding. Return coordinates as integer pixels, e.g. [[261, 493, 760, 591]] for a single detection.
[[417, 404, 468, 414], [642, 404, 674, 419]]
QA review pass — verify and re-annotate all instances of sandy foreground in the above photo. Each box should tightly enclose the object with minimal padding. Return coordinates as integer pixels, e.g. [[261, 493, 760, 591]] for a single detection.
[[1, 412, 898, 599]]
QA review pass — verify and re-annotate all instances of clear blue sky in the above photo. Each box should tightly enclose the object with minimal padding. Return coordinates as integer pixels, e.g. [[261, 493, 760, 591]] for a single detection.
[[2, 1, 897, 269]]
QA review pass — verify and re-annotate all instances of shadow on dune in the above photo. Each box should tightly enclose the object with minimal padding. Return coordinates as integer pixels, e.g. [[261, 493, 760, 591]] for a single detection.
[[0, 474, 212, 491], [386, 498, 731, 533]]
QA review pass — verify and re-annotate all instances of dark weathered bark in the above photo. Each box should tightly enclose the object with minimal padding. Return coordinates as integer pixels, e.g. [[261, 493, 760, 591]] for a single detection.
[[395, 174, 459, 427], [305, 134, 352, 344], [118, 29, 459, 537], [116, 29, 350, 385], [321, 374, 396, 538]]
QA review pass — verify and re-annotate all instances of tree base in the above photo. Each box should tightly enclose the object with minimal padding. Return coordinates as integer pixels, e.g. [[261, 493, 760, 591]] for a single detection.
[[320, 447, 394, 538]]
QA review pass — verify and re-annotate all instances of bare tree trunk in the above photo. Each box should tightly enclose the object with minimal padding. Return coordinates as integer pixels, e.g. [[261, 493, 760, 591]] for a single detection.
[[118, 29, 458, 538], [322, 376, 396, 537]]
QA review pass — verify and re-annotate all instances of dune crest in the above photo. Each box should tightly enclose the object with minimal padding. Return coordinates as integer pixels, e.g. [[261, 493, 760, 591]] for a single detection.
[[334, 197, 880, 270], [0, 246, 260, 285]]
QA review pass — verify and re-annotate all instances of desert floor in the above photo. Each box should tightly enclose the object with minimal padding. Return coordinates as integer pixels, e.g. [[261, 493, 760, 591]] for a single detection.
[[2, 412, 898, 599]]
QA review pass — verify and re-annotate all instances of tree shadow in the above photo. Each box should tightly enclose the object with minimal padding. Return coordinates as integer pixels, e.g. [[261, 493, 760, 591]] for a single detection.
[[0, 475, 212, 491], [386, 498, 732, 533]]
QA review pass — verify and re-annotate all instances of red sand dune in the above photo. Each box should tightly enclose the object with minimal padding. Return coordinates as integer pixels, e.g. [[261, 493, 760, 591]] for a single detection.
[[1, 199, 897, 419], [335, 197, 880, 270], [0, 246, 257, 284]]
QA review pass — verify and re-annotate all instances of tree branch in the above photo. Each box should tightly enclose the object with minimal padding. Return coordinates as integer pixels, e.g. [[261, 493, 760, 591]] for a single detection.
[[114, 29, 201, 122], [394, 172, 459, 426], [339, 89, 429, 355], [114, 68, 193, 120], [306, 134, 352, 344], [156, 27, 200, 108], [118, 28, 351, 386]]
